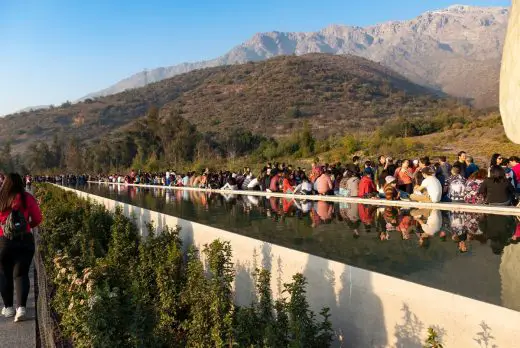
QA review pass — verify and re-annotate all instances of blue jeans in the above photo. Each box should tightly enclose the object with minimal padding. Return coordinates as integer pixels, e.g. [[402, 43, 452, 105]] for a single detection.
[[399, 190, 410, 200]]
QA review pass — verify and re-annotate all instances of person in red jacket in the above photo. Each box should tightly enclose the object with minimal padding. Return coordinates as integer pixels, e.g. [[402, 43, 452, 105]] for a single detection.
[[509, 156, 520, 191], [282, 171, 295, 194], [0, 173, 42, 322], [358, 168, 377, 198]]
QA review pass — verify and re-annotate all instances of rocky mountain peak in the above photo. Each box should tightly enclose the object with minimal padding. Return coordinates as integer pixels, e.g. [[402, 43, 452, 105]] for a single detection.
[[82, 5, 510, 107]]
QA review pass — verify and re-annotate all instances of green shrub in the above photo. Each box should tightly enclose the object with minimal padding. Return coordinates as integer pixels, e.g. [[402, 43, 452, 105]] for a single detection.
[[35, 184, 334, 348]]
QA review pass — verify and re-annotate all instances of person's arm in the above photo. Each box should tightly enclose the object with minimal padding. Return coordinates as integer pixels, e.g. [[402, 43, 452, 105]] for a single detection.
[[27, 194, 43, 228], [415, 184, 426, 194]]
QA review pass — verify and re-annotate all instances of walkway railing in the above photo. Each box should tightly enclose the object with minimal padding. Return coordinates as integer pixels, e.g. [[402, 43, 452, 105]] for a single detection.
[[34, 229, 64, 348]]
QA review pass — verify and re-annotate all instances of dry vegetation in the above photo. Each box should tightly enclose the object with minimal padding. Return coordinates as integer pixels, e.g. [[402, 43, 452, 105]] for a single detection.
[[1, 53, 459, 153]]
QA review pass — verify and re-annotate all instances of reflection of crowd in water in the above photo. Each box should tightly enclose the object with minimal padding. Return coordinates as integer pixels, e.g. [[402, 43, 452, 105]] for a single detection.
[[117, 185, 519, 256]]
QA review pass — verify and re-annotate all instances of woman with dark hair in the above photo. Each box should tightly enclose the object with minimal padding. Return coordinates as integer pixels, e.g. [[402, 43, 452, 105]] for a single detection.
[[0, 173, 42, 322], [488, 153, 503, 177], [338, 170, 359, 197], [479, 165, 515, 205], [464, 169, 487, 204]]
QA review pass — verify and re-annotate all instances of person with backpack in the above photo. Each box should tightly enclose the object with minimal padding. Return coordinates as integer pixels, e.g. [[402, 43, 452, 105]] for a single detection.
[[0, 173, 42, 322], [444, 165, 467, 202]]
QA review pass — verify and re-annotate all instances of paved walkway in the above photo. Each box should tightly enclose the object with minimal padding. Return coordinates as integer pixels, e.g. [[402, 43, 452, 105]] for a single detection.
[[0, 266, 36, 347]]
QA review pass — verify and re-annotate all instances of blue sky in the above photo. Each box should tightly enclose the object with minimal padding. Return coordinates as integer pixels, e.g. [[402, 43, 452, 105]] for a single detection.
[[0, 0, 511, 115]]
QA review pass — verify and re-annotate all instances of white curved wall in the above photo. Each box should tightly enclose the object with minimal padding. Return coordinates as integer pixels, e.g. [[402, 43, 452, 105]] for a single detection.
[[501, 0, 520, 143]]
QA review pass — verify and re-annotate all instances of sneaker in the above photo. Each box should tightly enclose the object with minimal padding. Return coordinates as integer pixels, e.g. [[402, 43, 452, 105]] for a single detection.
[[14, 307, 26, 322], [2, 307, 15, 318]]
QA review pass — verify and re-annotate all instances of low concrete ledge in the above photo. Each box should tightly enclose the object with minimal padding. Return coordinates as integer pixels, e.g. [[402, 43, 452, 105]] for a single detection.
[[88, 181, 520, 216], [61, 185, 520, 347]]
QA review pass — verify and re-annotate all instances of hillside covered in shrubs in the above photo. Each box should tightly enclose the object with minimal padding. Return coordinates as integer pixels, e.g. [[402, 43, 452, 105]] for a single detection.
[[3, 53, 461, 153], [0, 54, 508, 174]]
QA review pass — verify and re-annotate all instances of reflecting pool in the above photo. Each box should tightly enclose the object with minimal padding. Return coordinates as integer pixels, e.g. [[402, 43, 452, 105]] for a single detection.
[[77, 183, 520, 312]]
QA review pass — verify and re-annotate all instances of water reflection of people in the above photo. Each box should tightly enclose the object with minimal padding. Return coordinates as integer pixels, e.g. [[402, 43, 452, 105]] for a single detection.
[[339, 202, 361, 238], [358, 204, 376, 230], [397, 211, 414, 240], [282, 198, 295, 215], [294, 199, 312, 216], [153, 190, 520, 255], [412, 209, 441, 236], [448, 212, 469, 253], [315, 201, 333, 222], [479, 214, 515, 254]]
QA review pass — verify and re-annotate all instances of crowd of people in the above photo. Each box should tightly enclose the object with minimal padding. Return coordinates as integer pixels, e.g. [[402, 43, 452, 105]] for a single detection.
[[66, 151, 520, 207]]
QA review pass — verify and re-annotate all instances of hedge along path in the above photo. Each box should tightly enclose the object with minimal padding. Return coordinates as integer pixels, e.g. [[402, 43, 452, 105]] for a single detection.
[[88, 181, 520, 217], [35, 184, 335, 348]]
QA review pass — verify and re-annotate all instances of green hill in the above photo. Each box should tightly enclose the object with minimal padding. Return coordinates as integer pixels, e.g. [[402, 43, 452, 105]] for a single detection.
[[1, 53, 453, 154], [1, 53, 506, 173]]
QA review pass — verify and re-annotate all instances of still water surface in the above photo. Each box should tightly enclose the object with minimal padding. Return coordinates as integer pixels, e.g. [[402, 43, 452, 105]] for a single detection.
[[78, 183, 520, 312]]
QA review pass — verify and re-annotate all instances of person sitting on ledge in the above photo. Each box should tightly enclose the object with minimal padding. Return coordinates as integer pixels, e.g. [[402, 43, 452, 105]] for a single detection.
[[479, 165, 516, 206], [316, 170, 334, 196], [338, 169, 359, 197], [358, 168, 377, 198], [444, 165, 467, 203], [293, 175, 313, 195], [410, 167, 442, 203], [282, 171, 295, 194], [267, 169, 281, 193], [383, 176, 399, 201], [221, 175, 238, 190]]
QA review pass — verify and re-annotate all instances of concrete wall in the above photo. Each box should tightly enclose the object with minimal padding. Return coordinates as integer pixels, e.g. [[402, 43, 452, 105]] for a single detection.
[[501, 0, 520, 143], [62, 186, 520, 348]]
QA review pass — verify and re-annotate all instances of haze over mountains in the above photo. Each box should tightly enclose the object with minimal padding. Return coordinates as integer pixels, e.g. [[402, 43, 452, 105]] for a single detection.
[[83, 5, 509, 108]]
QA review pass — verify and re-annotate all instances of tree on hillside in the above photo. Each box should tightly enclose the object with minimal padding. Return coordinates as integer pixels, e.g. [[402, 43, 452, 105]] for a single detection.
[[0, 143, 15, 173], [51, 134, 64, 169], [225, 129, 265, 159], [299, 122, 315, 157], [64, 137, 83, 172]]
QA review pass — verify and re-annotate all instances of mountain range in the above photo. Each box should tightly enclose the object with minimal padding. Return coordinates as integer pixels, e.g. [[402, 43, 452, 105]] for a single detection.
[[83, 5, 509, 108]]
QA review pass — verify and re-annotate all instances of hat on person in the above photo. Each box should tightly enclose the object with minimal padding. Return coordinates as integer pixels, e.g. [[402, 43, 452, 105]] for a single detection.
[[364, 167, 373, 175], [385, 176, 396, 184]]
